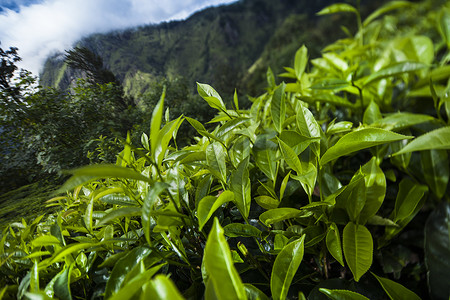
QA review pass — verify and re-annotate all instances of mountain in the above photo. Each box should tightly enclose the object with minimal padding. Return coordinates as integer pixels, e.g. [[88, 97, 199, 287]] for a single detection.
[[39, 0, 362, 98]]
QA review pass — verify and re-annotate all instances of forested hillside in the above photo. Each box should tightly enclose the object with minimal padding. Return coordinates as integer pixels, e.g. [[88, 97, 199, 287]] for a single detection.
[[39, 0, 367, 98]]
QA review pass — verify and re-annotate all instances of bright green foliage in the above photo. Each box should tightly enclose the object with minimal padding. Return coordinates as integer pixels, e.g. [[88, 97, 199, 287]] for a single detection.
[[1, 1, 450, 299]]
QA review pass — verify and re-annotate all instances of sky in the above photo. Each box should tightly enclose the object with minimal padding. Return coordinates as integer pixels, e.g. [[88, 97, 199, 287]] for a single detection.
[[0, 0, 237, 76]]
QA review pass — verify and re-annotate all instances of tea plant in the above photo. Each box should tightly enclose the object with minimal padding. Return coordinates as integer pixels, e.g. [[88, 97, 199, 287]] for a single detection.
[[1, 1, 449, 299]]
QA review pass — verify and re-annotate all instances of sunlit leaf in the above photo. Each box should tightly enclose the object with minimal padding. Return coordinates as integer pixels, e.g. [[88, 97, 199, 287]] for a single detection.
[[326, 223, 344, 266], [364, 62, 428, 86], [105, 246, 152, 298], [271, 83, 286, 133], [317, 3, 358, 16], [150, 87, 165, 157], [198, 190, 234, 231], [320, 128, 412, 165], [372, 273, 421, 300], [271, 235, 306, 300], [343, 223, 373, 282], [206, 142, 227, 184], [393, 126, 450, 155], [204, 218, 247, 300], [319, 288, 370, 300], [142, 275, 185, 300], [142, 182, 168, 246]]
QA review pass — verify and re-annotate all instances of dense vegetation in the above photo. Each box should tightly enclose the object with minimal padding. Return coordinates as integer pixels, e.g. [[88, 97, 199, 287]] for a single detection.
[[1, 0, 450, 299]]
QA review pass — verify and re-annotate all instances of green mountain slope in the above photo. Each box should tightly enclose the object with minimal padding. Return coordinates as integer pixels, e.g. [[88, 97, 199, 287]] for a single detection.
[[40, 0, 383, 98]]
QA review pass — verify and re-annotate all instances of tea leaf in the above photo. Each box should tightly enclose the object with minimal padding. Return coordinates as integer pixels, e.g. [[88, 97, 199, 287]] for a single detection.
[[142, 182, 168, 245], [142, 275, 185, 300], [372, 273, 420, 300], [317, 3, 358, 16], [197, 82, 226, 112], [109, 264, 165, 300], [230, 157, 251, 218], [271, 235, 306, 300], [393, 126, 450, 155], [223, 223, 262, 238], [326, 223, 344, 266], [206, 142, 227, 184], [320, 128, 412, 165], [363, 1, 412, 26], [319, 288, 370, 300], [105, 246, 152, 298], [98, 207, 141, 226], [150, 86, 165, 157], [204, 218, 247, 300], [260, 208, 308, 226], [198, 191, 234, 231], [294, 45, 308, 80], [358, 157, 386, 224], [393, 179, 428, 223], [364, 61, 428, 86], [343, 223, 373, 282], [54, 264, 73, 300], [271, 83, 286, 133]]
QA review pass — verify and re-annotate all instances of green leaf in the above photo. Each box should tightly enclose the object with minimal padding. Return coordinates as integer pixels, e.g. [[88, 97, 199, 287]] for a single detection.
[[372, 273, 421, 300], [271, 83, 286, 133], [142, 275, 185, 300], [311, 79, 350, 90], [154, 116, 183, 167], [271, 235, 306, 300], [393, 179, 428, 223], [31, 235, 61, 248], [343, 223, 373, 282], [244, 284, 270, 300], [319, 288, 370, 300], [372, 112, 435, 131], [363, 100, 382, 125], [421, 149, 449, 199], [109, 264, 165, 300], [320, 128, 412, 165], [294, 45, 308, 80], [363, 1, 411, 26], [393, 127, 450, 155], [223, 223, 261, 238], [278, 138, 302, 175], [255, 196, 279, 210], [296, 104, 321, 155], [54, 265, 73, 300], [105, 246, 152, 298], [317, 3, 358, 15], [326, 223, 344, 266], [98, 207, 141, 226], [197, 82, 226, 112], [59, 165, 152, 192], [30, 260, 39, 292], [364, 61, 428, 86], [203, 218, 247, 300], [206, 142, 227, 184], [150, 86, 165, 157], [230, 157, 251, 218], [84, 197, 93, 232], [47, 242, 96, 265], [142, 182, 168, 246], [358, 157, 386, 224], [254, 133, 278, 182], [259, 208, 308, 226], [198, 191, 234, 231]]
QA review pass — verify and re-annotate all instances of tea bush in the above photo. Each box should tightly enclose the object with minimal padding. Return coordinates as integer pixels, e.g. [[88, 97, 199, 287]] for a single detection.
[[1, 1, 449, 299]]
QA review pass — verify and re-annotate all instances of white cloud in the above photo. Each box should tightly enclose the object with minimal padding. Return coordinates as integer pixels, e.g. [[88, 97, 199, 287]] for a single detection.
[[0, 0, 236, 76]]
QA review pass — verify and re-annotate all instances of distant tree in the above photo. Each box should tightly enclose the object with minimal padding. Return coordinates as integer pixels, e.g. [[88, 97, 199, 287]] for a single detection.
[[64, 46, 118, 85]]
